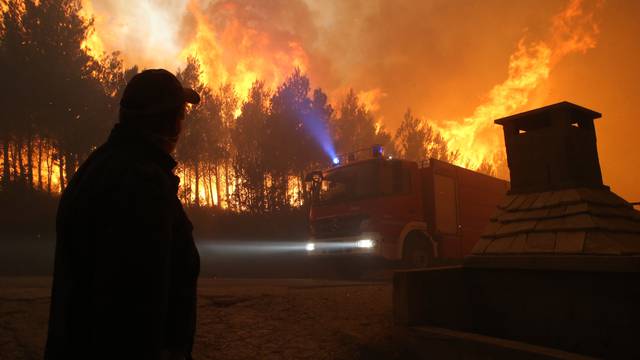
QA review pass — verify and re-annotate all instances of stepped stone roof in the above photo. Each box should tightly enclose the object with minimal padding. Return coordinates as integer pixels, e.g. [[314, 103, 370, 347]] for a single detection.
[[494, 101, 601, 127], [472, 187, 640, 256]]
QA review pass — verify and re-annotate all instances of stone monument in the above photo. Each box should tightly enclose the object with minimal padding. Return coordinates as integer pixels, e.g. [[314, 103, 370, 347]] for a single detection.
[[394, 102, 640, 359]]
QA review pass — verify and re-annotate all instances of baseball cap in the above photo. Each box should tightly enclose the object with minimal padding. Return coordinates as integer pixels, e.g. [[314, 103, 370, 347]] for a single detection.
[[120, 69, 200, 114]]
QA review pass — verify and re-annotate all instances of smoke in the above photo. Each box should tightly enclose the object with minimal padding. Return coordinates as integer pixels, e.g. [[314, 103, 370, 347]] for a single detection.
[[81, 0, 189, 68], [81, 0, 602, 173]]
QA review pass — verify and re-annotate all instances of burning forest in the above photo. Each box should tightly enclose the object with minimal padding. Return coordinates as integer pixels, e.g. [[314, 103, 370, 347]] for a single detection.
[[2, 0, 622, 214], [3, 1, 640, 359]]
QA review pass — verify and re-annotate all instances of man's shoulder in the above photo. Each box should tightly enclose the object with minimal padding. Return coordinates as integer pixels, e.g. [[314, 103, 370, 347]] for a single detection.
[[99, 144, 178, 195]]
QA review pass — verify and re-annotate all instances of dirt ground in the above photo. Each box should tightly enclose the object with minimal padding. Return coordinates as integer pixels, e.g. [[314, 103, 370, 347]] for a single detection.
[[0, 277, 402, 360]]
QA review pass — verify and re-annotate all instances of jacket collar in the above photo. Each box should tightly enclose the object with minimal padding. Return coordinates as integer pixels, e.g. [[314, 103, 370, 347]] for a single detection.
[[107, 123, 178, 172]]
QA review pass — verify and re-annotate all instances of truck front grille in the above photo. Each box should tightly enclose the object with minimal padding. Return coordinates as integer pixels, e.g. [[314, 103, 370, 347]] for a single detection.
[[312, 214, 365, 238]]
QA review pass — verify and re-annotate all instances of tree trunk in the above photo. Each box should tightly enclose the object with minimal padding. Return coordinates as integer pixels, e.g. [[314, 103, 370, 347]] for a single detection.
[[179, 167, 186, 205], [11, 142, 17, 179], [183, 167, 190, 206], [214, 165, 223, 208], [2, 137, 10, 189], [16, 138, 25, 183], [234, 169, 241, 211], [205, 165, 213, 207], [26, 133, 33, 188], [298, 172, 304, 207], [194, 161, 200, 207], [224, 162, 231, 210], [58, 154, 65, 192], [202, 165, 209, 207], [46, 147, 53, 194], [262, 175, 269, 212], [204, 166, 211, 207], [37, 138, 43, 190], [208, 166, 214, 207]]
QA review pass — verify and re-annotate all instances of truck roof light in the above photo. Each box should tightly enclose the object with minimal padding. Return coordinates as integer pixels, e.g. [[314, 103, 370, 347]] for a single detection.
[[372, 144, 383, 158]]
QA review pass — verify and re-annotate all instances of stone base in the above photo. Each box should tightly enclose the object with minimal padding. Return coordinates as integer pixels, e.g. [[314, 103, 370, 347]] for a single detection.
[[394, 325, 596, 360], [393, 265, 640, 358]]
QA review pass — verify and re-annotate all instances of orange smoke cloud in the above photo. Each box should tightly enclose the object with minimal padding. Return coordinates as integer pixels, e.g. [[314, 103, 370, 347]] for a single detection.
[[79, 0, 311, 105], [80, 0, 186, 66], [78, 0, 602, 176]]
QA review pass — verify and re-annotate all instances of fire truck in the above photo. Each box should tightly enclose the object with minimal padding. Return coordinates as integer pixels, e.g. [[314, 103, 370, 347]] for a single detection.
[[305, 145, 509, 267]]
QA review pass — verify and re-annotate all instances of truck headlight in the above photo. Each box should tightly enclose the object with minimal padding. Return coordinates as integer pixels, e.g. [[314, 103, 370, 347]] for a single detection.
[[356, 239, 375, 248], [306, 243, 316, 251]]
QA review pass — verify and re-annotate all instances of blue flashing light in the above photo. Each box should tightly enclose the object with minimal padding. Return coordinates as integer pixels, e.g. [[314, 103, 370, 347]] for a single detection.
[[372, 144, 384, 157], [299, 110, 337, 168], [332, 157, 340, 165]]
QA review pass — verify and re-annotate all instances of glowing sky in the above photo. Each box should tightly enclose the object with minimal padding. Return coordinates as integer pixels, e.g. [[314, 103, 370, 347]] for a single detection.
[[82, 0, 640, 202]]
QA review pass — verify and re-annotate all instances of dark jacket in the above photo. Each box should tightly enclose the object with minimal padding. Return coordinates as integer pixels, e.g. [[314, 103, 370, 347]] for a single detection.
[[45, 123, 200, 360]]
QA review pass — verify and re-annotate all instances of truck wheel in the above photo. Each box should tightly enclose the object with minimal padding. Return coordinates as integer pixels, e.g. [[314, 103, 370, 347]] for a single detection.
[[402, 233, 432, 268]]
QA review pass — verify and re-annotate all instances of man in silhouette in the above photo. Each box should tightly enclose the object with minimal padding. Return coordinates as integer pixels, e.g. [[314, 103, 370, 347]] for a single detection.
[[45, 69, 201, 360]]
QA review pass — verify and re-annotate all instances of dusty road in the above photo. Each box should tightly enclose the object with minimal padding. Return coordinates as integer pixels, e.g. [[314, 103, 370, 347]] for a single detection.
[[0, 277, 402, 360]]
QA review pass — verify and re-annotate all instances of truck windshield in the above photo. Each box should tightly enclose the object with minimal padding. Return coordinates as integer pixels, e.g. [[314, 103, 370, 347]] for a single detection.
[[319, 161, 382, 203]]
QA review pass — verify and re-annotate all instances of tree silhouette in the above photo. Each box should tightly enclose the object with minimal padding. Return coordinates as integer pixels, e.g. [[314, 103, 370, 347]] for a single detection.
[[232, 81, 270, 212], [0, 1, 25, 188], [394, 108, 459, 164], [331, 89, 395, 158], [176, 57, 224, 207], [266, 69, 325, 209], [0, 0, 120, 192], [395, 109, 427, 162], [216, 83, 238, 209], [0, 0, 480, 217]]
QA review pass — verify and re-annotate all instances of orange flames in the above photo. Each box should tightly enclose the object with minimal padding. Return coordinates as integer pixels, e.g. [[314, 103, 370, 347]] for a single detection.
[[179, 0, 309, 104], [78, 1, 105, 58], [357, 88, 386, 114], [0, 138, 63, 194], [436, 0, 601, 175], [78, 0, 309, 110], [5, 0, 603, 206], [77, 0, 601, 178]]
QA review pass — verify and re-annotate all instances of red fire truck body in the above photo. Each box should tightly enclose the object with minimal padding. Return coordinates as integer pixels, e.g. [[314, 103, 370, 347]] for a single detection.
[[306, 156, 509, 266]]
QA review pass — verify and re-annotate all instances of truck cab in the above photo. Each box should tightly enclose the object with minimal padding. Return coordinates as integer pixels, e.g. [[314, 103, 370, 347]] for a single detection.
[[307, 157, 422, 261], [306, 147, 509, 268]]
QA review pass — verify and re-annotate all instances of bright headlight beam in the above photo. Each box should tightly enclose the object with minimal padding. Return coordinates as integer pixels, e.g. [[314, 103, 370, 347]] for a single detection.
[[306, 243, 316, 251], [356, 239, 375, 248]]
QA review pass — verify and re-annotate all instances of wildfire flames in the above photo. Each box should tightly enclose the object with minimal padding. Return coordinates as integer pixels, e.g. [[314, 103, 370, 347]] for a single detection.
[[77, 0, 600, 175], [436, 0, 601, 173], [2, 0, 603, 207], [180, 1, 309, 103], [79, 0, 310, 104]]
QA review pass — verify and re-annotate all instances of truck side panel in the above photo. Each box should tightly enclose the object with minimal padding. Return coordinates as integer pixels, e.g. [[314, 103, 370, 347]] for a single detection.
[[423, 159, 509, 260], [454, 165, 509, 256]]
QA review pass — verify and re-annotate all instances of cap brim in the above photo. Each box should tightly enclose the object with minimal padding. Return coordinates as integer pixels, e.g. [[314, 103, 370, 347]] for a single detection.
[[183, 88, 200, 105]]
